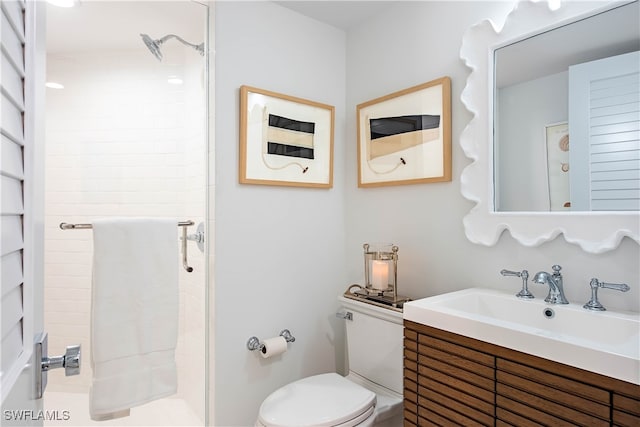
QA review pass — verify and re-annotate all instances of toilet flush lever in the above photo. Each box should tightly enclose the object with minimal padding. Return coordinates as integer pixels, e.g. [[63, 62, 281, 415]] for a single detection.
[[336, 311, 353, 321]]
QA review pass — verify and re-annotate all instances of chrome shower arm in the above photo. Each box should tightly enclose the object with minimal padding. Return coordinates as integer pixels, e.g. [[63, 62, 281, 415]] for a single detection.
[[156, 34, 204, 55], [140, 33, 205, 61]]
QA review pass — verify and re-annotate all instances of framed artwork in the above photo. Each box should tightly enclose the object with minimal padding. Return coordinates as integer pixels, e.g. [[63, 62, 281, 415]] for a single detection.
[[357, 77, 451, 187], [545, 122, 570, 210], [239, 85, 334, 188]]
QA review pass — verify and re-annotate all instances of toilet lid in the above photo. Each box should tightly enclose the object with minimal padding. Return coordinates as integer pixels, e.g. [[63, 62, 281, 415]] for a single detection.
[[258, 373, 376, 427]]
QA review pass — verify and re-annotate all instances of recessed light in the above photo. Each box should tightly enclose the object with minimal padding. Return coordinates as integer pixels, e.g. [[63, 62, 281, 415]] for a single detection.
[[548, 0, 562, 11], [167, 76, 183, 85], [47, 0, 77, 7], [46, 82, 64, 89]]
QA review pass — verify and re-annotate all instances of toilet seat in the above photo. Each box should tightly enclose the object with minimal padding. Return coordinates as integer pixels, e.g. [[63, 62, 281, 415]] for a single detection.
[[257, 373, 376, 427]]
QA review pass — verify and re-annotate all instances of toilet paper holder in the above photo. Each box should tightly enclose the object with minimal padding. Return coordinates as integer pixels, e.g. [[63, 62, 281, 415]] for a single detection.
[[247, 329, 295, 352]]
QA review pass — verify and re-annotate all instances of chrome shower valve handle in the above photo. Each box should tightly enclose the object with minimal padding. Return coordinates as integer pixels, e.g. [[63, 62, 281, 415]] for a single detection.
[[35, 333, 81, 398]]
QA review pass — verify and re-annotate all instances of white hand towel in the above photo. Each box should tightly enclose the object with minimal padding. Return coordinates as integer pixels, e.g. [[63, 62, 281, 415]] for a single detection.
[[89, 218, 179, 420]]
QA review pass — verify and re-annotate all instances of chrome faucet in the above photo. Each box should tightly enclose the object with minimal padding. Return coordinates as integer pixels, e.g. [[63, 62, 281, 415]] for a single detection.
[[533, 265, 569, 304]]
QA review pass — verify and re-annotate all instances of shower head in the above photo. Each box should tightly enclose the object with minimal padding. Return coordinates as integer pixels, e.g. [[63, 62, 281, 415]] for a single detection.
[[140, 33, 163, 61], [140, 33, 204, 62]]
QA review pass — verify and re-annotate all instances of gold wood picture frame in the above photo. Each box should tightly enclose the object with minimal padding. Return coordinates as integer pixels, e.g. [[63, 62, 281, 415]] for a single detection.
[[240, 85, 335, 188], [357, 77, 452, 187]]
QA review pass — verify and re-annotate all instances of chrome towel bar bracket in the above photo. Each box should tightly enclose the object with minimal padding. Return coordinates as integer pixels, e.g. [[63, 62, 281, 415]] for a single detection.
[[59, 220, 199, 273], [180, 223, 195, 272]]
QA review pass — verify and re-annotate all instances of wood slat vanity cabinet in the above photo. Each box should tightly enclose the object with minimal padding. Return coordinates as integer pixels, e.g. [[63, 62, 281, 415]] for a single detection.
[[404, 320, 640, 426]]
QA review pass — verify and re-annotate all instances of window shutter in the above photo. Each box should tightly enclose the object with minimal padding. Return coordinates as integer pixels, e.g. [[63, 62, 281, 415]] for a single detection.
[[0, 0, 27, 389], [569, 51, 640, 211]]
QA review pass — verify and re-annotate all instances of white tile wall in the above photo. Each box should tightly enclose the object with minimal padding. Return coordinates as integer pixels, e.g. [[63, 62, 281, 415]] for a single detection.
[[43, 46, 207, 422]]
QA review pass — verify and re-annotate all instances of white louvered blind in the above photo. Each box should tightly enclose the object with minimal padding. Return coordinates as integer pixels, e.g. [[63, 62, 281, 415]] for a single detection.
[[569, 51, 640, 211], [0, 0, 27, 389]]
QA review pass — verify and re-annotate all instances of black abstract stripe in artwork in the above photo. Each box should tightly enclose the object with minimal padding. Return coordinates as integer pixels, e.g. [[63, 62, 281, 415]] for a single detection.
[[267, 142, 314, 159], [267, 114, 316, 159], [369, 115, 440, 140], [269, 114, 315, 134]]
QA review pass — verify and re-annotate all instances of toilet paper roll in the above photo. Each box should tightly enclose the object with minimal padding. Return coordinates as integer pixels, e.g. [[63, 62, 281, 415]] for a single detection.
[[261, 336, 288, 359]]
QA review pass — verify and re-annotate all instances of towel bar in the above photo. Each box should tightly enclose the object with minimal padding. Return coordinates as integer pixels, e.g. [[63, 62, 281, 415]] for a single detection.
[[59, 220, 197, 273], [59, 221, 195, 229]]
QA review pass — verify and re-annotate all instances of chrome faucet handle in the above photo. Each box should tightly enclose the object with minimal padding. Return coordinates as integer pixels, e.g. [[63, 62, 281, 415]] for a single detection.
[[500, 269, 534, 299], [583, 278, 630, 311], [552, 264, 562, 276]]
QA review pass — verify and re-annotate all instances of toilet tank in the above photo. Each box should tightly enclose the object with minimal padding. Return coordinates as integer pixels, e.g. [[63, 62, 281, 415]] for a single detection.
[[338, 296, 404, 395]]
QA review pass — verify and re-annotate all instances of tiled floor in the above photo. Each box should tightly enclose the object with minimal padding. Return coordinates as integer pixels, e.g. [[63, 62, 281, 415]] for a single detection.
[[44, 392, 203, 426]]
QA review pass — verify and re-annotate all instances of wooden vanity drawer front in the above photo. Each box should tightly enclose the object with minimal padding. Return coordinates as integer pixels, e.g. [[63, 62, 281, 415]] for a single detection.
[[613, 393, 640, 426], [416, 366, 494, 418], [417, 333, 495, 392], [405, 337, 418, 354], [498, 358, 609, 404], [497, 358, 610, 426], [614, 409, 640, 427], [414, 331, 495, 425], [418, 333, 494, 367], [417, 392, 490, 427], [404, 387, 419, 426], [404, 328, 420, 424], [496, 405, 560, 427], [418, 341, 494, 380], [405, 367, 418, 388], [418, 360, 495, 403], [497, 368, 610, 420], [497, 382, 609, 426], [405, 347, 418, 364], [614, 393, 640, 415], [496, 395, 580, 427], [416, 405, 471, 427], [405, 328, 418, 342]]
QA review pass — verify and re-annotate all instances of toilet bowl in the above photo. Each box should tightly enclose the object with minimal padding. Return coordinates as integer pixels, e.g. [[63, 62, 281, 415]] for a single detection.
[[256, 296, 404, 427]]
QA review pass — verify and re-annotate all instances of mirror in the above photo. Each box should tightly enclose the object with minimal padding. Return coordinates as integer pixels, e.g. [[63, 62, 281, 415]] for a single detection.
[[460, 0, 639, 253], [494, 1, 639, 212]]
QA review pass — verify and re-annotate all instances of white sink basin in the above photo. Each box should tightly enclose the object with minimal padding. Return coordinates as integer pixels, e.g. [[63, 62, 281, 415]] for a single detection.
[[403, 288, 640, 385]]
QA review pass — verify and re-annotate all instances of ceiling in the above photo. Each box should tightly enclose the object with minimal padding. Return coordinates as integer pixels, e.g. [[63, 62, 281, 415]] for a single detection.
[[46, 1, 398, 54], [496, 1, 640, 88], [274, 1, 398, 30], [46, 1, 207, 53], [47, 0, 639, 85]]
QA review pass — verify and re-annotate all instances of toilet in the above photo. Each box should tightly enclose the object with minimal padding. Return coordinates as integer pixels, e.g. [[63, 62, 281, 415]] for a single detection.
[[256, 295, 404, 427]]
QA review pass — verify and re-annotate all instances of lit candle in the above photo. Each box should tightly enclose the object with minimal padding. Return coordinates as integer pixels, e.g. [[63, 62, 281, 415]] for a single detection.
[[371, 260, 389, 290]]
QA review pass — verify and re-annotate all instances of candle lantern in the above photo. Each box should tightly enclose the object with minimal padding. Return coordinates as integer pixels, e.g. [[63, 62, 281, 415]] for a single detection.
[[343, 243, 410, 310], [363, 243, 397, 294]]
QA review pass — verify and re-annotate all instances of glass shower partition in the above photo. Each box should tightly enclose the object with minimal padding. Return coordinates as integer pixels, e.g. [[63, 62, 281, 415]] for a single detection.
[[42, 1, 210, 425]]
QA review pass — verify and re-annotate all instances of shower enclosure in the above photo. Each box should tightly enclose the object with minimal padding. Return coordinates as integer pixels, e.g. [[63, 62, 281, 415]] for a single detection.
[[42, 1, 210, 425]]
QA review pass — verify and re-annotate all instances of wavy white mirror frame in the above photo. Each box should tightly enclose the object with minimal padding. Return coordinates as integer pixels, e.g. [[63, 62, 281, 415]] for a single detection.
[[459, 0, 640, 254]]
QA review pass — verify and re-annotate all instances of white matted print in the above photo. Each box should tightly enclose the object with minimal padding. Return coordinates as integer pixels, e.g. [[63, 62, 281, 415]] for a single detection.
[[240, 86, 334, 188], [357, 77, 451, 187]]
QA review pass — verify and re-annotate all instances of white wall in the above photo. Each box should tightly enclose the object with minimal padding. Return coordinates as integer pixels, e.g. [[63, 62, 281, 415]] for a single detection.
[[215, 1, 640, 425], [496, 71, 568, 211], [345, 1, 639, 311], [213, 2, 347, 425]]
